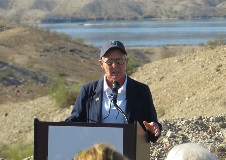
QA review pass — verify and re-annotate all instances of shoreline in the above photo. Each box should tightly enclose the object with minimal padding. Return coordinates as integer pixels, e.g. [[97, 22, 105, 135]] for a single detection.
[[25, 17, 226, 24]]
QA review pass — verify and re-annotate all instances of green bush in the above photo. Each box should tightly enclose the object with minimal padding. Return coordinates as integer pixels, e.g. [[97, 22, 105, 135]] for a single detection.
[[48, 79, 82, 108], [126, 53, 138, 75], [0, 69, 13, 79], [206, 35, 226, 48], [0, 144, 33, 160]]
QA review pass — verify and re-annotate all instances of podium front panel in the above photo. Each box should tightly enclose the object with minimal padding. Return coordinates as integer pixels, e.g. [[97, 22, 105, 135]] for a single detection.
[[48, 126, 123, 159], [34, 119, 137, 160]]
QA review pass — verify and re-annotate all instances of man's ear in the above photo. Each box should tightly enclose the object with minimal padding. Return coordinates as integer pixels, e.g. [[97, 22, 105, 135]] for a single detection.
[[126, 57, 129, 66], [98, 60, 104, 69]]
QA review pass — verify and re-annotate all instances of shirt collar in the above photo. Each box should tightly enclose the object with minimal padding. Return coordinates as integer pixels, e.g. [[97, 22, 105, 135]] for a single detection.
[[103, 74, 127, 93]]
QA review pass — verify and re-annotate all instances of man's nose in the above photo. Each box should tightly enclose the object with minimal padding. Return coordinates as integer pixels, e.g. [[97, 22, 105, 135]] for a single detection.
[[111, 61, 119, 68]]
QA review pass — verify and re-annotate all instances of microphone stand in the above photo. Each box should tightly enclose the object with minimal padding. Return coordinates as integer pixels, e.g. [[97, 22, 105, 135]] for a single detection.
[[111, 94, 128, 123]]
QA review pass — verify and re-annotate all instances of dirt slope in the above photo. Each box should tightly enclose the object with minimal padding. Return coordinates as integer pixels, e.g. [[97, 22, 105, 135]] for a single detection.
[[131, 46, 226, 120], [0, 25, 103, 103]]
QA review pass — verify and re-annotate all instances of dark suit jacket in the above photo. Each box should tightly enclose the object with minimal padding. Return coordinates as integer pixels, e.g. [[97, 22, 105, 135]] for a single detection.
[[65, 76, 162, 142]]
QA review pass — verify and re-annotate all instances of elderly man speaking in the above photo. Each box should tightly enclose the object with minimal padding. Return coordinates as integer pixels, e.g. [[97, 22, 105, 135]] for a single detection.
[[65, 40, 162, 143]]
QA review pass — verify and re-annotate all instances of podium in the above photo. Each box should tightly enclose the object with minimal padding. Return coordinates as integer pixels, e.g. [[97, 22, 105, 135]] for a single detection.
[[34, 118, 150, 160]]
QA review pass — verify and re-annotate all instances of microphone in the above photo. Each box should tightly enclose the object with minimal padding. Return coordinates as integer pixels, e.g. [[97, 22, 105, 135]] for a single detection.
[[112, 81, 120, 104], [110, 81, 128, 123]]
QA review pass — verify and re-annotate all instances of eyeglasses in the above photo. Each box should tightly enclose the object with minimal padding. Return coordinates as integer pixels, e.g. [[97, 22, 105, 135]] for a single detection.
[[102, 57, 126, 66]]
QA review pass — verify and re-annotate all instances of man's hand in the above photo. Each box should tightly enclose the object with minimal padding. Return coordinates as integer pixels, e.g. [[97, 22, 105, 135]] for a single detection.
[[143, 121, 160, 137]]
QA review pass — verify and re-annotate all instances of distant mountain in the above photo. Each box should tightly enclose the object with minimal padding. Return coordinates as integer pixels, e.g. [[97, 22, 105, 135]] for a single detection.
[[0, 0, 226, 23]]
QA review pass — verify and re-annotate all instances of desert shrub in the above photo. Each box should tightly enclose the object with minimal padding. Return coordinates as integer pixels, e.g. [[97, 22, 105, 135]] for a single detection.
[[0, 55, 8, 61], [158, 46, 178, 59], [157, 108, 166, 118], [206, 35, 226, 48], [75, 38, 85, 44], [126, 53, 139, 75], [198, 43, 205, 46], [0, 144, 33, 160], [0, 68, 13, 79], [48, 79, 82, 108], [58, 32, 72, 41]]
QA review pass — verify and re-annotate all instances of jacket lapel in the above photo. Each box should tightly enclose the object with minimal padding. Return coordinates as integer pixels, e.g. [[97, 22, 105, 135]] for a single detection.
[[126, 77, 134, 122], [92, 78, 104, 122]]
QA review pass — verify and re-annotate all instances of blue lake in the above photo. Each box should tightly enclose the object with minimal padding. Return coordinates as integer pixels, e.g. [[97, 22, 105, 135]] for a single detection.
[[37, 19, 226, 48]]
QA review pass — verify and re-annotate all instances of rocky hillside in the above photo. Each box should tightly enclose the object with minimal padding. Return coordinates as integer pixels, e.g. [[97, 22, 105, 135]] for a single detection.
[[0, 0, 226, 23], [0, 22, 104, 103], [0, 45, 225, 159], [0, 20, 225, 159]]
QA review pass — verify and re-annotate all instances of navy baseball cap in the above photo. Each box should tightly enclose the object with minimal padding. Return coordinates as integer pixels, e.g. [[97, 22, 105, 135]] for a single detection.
[[100, 40, 127, 59]]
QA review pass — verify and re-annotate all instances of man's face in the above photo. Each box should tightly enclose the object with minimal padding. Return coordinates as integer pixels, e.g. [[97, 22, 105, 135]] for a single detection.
[[98, 49, 128, 82]]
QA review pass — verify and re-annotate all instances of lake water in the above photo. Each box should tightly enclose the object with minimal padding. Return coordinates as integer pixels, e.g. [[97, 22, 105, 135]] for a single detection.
[[37, 19, 226, 48]]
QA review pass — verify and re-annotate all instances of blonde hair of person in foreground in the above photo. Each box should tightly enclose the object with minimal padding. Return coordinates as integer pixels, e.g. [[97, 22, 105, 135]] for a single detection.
[[73, 143, 128, 160], [166, 142, 219, 160]]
